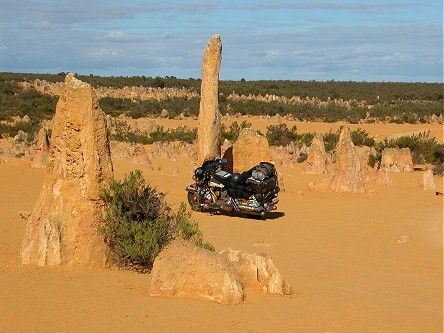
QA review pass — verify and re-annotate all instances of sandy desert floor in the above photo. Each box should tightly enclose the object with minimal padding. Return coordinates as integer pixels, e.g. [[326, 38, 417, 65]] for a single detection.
[[0, 119, 443, 333]]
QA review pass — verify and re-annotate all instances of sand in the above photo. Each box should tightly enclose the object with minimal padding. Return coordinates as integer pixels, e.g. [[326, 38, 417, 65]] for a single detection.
[[0, 119, 442, 332]]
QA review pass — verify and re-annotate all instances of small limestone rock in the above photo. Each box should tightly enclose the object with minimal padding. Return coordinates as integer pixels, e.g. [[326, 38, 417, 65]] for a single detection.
[[376, 166, 392, 186], [329, 126, 366, 193], [233, 128, 272, 172], [13, 130, 28, 143], [308, 178, 330, 191], [253, 241, 271, 247], [130, 145, 153, 169], [419, 170, 436, 191], [303, 133, 328, 174], [149, 240, 244, 305], [397, 235, 412, 244], [381, 148, 413, 173], [160, 109, 169, 118], [18, 211, 31, 220], [30, 128, 50, 168], [219, 248, 292, 295]]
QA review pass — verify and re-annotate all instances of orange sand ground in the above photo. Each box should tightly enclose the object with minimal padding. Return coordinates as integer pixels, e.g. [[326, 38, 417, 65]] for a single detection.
[[0, 119, 443, 332]]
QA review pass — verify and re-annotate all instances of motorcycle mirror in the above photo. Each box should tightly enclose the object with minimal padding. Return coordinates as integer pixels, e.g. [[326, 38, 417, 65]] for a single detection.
[[220, 157, 227, 164]]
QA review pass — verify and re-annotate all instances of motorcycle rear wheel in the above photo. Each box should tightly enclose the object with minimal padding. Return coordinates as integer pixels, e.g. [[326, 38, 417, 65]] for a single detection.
[[187, 192, 200, 211]]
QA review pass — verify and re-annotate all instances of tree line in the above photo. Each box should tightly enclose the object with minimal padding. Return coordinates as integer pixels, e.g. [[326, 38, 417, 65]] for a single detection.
[[1, 72, 442, 103]]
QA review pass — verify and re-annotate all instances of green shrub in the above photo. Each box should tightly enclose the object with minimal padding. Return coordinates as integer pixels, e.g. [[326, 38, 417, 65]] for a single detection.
[[111, 121, 197, 144], [0, 120, 42, 142], [323, 129, 339, 152], [148, 125, 197, 143], [350, 128, 376, 147], [264, 124, 375, 150], [221, 120, 251, 142], [99, 170, 214, 271], [0, 82, 57, 122], [322, 128, 376, 152], [266, 124, 299, 146], [368, 154, 378, 168], [111, 121, 150, 144], [298, 132, 316, 147]]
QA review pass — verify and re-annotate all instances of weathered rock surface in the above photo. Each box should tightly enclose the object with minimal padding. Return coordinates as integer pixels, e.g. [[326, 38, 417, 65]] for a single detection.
[[303, 133, 328, 174], [419, 170, 436, 190], [21, 73, 113, 267], [270, 144, 301, 168], [30, 128, 50, 168], [380, 148, 413, 173], [232, 128, 272, 172], [197, 35, 222, 163], [329, 126, 366, 193], [376, 166, 392, 186], [130, 144, 153, 168], [149, 240, 244, 305], [110, 144, 130, 161], [219, 248, 292, 295], [308, 178, 330, 191], [149, 240, 293, 304]]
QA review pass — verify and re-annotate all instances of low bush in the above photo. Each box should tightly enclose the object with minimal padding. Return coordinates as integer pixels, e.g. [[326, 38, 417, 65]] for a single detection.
[[323, 130, 339, 152], [111, 121, 197, 144], [221, 120, 251, 142], [149, 125, 197, 144], [0, 120, 42, 143], [350, 128, 376, 147], [99, 170, 214, 271], [99, 96, 200, 119], [265, 124, 299, 146], [264, 125, 376, 154]]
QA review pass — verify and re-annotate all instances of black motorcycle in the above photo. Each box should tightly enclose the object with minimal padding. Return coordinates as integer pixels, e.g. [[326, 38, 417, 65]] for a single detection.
[[185, 158, 280, 217]]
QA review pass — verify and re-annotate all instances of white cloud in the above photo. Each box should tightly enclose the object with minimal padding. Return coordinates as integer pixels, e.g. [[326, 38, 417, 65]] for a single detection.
[[19, 20, 54, 30], [161, 32, 174, 39], [381, 52, 414, 62], [265, 49, 282, 58], [88, 48, 121, 58], [104, 31, 145, 42]]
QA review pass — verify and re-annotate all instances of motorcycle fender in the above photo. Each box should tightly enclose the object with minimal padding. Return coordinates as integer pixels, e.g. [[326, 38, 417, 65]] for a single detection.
[[185, 183, 197, 193]]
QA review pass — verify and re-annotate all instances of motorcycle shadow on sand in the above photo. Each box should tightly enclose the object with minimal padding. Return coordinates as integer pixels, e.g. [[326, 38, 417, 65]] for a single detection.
[[202, 209, 285, 221]]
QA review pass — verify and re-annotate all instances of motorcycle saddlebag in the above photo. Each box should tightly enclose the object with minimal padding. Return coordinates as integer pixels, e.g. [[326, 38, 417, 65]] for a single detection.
[[246, 175, 277, 194]]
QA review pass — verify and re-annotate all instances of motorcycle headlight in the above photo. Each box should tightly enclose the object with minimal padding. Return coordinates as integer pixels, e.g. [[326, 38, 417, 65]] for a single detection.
[[194, 167, 204, 178]]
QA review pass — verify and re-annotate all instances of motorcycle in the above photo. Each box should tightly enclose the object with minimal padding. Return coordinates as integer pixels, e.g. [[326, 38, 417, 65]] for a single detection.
[[185, 158, 280, 217]]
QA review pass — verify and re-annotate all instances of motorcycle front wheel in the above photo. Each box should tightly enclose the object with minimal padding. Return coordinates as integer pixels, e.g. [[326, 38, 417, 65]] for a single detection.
[[187, 191, 200, 211]]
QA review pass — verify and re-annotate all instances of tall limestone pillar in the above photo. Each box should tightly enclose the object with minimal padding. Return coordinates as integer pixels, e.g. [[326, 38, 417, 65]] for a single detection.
[[21, 73, 114, 267], [197, 35, 222, 163]]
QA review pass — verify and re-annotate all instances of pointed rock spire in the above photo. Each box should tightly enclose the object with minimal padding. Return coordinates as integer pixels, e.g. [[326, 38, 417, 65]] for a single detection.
[[197, 35, 222, 163], [21, 73, 113, 267]]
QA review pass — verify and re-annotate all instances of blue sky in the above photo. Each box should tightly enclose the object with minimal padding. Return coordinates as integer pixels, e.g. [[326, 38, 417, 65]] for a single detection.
[[0, 0, 442, 82]]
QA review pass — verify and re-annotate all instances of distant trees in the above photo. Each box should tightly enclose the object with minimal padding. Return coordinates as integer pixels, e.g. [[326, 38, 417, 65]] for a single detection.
[[0, 73, 442, 140], [1, 72, 442, 102]]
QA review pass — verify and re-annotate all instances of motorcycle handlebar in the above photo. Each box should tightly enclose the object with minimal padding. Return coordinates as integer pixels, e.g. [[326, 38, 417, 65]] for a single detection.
[[195, 157, 227, 179]]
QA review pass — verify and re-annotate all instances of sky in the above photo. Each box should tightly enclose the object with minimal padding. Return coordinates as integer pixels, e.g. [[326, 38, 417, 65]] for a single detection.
[[0, 0, 442, 82]]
